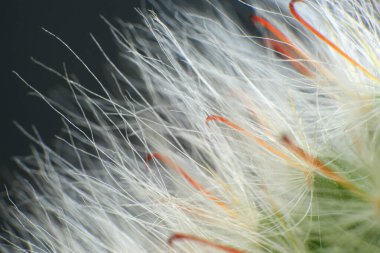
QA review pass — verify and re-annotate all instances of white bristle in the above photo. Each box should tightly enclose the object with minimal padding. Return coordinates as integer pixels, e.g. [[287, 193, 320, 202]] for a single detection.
[[2, 0, 380, 252]]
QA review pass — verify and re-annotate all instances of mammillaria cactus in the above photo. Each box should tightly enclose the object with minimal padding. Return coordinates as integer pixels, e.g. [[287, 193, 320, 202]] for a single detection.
[[2, 0, 380, 252]]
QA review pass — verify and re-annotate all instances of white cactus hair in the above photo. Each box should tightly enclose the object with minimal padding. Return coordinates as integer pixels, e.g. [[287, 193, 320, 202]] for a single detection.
[[2, 0, 380, 252]]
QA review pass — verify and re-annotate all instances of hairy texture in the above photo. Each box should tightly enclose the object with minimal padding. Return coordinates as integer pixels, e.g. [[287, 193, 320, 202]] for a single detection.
[[2, 0, 380, 252]]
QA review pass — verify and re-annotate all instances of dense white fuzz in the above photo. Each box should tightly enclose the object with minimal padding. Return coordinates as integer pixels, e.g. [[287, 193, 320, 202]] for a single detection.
[[2, 0, 380, 252]]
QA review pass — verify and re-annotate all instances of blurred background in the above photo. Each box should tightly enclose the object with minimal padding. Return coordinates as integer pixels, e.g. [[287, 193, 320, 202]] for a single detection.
[[1, 0, 145, 185]]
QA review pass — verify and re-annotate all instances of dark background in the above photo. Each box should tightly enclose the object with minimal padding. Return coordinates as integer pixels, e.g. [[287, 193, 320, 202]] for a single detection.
[[1, 0, 146, 184]]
